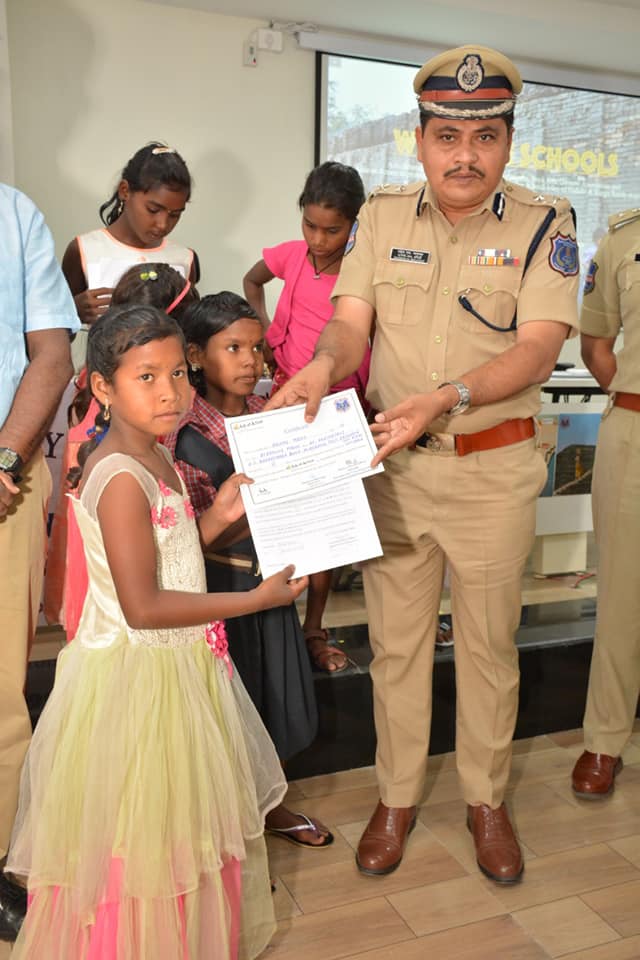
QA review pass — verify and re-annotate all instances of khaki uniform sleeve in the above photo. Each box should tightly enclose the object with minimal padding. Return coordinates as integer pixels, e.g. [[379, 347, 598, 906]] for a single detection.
[[515, 205, 579, 332], [332, 202, 377, 308], [580, 232, 621, 338]]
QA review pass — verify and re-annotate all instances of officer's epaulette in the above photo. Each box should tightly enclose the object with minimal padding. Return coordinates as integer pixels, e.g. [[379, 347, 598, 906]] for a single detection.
[[367, 181, 425, 203], [502, 181, 571, 213], [607, 207, 640, 232]]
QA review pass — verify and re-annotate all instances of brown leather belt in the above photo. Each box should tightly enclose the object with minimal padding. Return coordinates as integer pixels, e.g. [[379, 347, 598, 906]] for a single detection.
[[204, 551, 261, 576], [613, 392, 640, 412], [415, 417, 535, 457]]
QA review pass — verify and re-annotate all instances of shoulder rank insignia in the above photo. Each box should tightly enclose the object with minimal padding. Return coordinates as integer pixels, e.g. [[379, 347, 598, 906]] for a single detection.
[[608, 207, 640, 231], [583, 259, 598, 295], [344, 219, 358, 256], [549, 232, 578, 277]]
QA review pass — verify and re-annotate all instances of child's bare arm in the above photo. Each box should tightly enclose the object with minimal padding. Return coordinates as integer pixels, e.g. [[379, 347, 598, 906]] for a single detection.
[[98, 472, 306, 629], [197, 473, 251, 546], [243, 259, 275, 331], [62, 238, 112, 325]]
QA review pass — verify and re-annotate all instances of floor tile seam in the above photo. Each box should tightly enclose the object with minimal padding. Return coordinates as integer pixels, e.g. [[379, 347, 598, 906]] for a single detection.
[[579, 873, 640, 910], [549, 926, 622, 960], [604, 836, 640, 869], [381, 894, 422, 941], [509, 899, 589, 959], [275, 865, 472, 915], [411, 816, 478, 875], [388, 904, 511, 940], [277, 873, 312, 917], [498, 867, 640, 915]]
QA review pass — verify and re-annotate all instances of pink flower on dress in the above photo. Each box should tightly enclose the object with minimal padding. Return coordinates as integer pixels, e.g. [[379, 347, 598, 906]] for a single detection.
[[150, 505, 177, 528], [205, 620, 233, 678], [157, 478, 174, 498], [184, 498, 196, 519]]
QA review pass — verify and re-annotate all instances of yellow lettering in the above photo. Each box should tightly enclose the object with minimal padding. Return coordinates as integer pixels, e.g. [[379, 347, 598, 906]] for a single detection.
[[533, 145, 547, 170], [562, 148, 581, 173], [393, 129, 416, 156], [545, 147, 563, 172], [519, 142, 532, 168], [508, 142, 619, 179]]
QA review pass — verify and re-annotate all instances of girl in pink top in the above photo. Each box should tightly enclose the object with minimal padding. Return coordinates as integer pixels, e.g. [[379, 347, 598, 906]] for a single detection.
[[243, 162, 368, 674]]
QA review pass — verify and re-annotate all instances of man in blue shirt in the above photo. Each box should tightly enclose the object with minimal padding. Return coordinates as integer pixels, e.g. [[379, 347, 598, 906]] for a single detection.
[[0, 184, 79, 940]]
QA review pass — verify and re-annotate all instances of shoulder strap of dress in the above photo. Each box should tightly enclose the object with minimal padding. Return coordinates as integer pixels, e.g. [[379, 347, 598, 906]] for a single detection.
[[80, 454, 158, 519]]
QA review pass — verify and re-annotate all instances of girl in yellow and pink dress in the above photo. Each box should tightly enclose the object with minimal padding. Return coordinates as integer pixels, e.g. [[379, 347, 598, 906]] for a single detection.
[[6, 304, 306, 959]]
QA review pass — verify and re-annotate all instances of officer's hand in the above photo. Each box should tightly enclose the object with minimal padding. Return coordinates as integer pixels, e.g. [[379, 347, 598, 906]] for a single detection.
[[0, 471, 20, 519], [74, 287, 113, 325], [370, 393, 444, 466], [264, 357, 332, 422]]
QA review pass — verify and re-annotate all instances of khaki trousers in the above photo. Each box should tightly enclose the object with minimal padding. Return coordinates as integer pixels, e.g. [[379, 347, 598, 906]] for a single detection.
[[362, 438, 546, 809], [0, 449, 51, 858], [583, 406, 640, 756]]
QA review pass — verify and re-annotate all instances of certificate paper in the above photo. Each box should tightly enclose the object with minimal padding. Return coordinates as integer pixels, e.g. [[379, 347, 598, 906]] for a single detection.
[[242, 479, 382, 579], [225, 390, 383, 578], [225, 389, 383, 505]]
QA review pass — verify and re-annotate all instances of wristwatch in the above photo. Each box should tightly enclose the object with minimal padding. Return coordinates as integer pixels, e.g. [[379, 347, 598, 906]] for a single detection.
[[439, 381, 471, 416], [0, 447, 24, 482]]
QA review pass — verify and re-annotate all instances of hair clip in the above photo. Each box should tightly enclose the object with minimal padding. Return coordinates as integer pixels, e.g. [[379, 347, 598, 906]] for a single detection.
[[166, 279, 191, 315], [86, 425, 108, 445], [140, 270, 158, 281], [151, 146, 176, 155]]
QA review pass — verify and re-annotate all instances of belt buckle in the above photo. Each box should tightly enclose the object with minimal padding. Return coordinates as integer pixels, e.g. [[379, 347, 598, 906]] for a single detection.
[[416, 432, 443, 451]]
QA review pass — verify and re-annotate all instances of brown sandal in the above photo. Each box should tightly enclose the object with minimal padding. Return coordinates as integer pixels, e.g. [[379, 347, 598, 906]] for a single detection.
[[304, 628, 350, 673]]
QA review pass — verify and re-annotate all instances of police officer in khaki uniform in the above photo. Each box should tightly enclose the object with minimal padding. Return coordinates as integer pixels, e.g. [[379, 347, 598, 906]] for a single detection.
[[267, 44, 579, 883], [572, 208, 640, 799]]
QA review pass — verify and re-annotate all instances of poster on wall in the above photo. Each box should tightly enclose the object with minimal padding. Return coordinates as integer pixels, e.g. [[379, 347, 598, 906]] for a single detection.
[[538, 411, 601, 498], [320, 55, 640, 293]]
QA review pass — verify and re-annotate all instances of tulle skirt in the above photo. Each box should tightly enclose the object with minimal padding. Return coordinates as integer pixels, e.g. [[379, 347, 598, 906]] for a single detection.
[[7, 634, 287, 959]]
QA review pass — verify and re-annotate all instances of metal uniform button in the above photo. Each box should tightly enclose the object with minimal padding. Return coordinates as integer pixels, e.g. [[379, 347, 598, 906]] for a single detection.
[[449, 236, 458, 244], [434, 335, 442, 343], [396, 278, 406, 287], [442, 286, 450, 295], [483, 283, 493, 293], [430, 372, 439, 381]]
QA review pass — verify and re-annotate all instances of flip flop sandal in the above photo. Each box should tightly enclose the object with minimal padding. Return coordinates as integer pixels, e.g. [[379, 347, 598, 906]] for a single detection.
[[304, 628, 351, 673], [266, 812, 335, 848]]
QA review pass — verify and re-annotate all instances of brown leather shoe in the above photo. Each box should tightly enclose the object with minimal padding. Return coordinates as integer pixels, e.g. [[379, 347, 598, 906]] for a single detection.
[[467, 803, 523, 884], [356, 800, 416, 876], [572, 750, 622, 799]]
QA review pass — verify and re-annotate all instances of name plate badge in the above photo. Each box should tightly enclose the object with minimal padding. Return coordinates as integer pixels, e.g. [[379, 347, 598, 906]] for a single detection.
[[390, 248, 431, 264]]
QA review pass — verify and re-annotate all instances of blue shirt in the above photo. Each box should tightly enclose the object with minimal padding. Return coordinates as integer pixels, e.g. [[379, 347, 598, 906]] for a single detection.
[[0, 184, 79, 430]]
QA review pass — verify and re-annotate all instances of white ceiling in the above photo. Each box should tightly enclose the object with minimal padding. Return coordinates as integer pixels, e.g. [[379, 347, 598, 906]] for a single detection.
[[147, 0, 639, 76]]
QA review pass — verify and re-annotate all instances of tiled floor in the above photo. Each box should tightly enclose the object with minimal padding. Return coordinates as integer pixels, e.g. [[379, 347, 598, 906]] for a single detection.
[[3, 723, 640, 958]]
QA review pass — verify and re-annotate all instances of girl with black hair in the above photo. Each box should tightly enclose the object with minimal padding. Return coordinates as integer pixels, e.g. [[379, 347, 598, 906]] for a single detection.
[[61, 142, 199, 328], [8, 304, 305, 959], [165, 292, 333, 850], [243, 160, 369, 673]]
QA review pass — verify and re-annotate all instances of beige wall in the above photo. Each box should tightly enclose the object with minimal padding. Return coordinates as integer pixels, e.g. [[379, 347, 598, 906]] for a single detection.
[[7, 0, 314, 297]]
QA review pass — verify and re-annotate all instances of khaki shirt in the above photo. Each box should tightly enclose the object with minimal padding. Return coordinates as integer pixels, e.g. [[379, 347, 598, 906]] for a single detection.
[[580, 208, 640, 395], [333, 179, 579, 433]]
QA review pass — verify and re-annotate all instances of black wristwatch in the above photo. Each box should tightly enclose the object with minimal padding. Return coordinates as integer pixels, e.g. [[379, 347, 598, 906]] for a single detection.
[[0, 447, 24, 482]]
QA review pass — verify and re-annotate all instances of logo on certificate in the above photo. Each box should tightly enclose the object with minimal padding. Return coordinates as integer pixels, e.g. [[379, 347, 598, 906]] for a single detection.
[[334, 397, 351, 413]]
